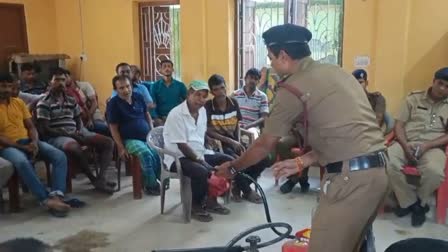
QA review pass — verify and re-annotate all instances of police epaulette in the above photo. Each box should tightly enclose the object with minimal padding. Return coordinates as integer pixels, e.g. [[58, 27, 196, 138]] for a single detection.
[[408, 90, 425, 96]]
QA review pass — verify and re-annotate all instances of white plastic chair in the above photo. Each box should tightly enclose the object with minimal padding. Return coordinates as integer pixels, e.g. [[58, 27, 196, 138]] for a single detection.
[[147, 126, 192, 223]]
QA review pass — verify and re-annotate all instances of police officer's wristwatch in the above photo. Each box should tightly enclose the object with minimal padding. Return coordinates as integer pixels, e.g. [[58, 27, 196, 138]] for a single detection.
[[228, 163, 238, 175]]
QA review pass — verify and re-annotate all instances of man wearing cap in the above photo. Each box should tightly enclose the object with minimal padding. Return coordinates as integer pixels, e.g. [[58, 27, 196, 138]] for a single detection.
[[388, 67, 448, 227], [163, 80, 233, 222], [216, 24, 388, 252], [353, 69, 387, 128]]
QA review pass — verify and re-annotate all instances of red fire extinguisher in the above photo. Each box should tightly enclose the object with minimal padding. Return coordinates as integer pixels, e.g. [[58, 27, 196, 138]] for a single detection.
[[282, 228, 311, 252]]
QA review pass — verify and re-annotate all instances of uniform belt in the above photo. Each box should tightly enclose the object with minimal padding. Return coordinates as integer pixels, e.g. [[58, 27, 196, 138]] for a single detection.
[[326, 150, 387, 173]]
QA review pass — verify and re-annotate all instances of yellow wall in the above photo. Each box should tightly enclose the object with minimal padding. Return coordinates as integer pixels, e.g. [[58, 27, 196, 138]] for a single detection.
[[53, 0, 235, 109], [343, 0, 448, 114], [4, 0, 448, 114], [0, 0, 58, 54], [54, 0, 140, 109], [180, 0, 235, 92]]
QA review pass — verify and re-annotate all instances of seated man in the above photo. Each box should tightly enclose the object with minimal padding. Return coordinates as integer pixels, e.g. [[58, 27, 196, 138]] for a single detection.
[[388, 67, 448, 227], [130, 65, 153, 87], [352, 69, 387, 130], [205, 74, 268, 203], [20, 63, 47, 95], [232, 68, 269, 139], [150, 59, 187, 126], [164, 80, 232, 222], [0, 157, 13, 188], [9, 73, 45, 109], [107, 75, 161, 195], [0, 73, 70, 216], [64, 70, 109, 136], [111, 62, 154, 110], [36, 68, 115, 194]]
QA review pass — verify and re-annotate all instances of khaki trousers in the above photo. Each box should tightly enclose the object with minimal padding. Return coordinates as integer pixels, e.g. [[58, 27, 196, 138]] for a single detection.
[[387, 142, 446, 208], [309, 161, 389, 252]]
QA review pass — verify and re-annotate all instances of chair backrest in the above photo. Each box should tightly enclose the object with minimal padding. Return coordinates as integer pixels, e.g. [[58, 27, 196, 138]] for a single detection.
[[147, 126, 164, 150]]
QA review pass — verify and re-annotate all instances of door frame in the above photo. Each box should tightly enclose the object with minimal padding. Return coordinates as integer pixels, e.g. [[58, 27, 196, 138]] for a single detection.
[[0, 3, 29, 53]]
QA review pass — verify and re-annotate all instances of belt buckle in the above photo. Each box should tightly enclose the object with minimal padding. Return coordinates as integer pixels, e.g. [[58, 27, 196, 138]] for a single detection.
[[349, 153, 382, 171]]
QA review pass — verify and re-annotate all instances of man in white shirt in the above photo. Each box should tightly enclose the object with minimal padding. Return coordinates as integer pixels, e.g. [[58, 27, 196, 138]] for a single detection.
[[164, 80, 232, 222]]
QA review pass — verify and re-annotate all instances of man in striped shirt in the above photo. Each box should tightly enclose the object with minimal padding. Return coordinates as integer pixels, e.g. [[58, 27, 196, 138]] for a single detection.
[[232, 68, 269, 139], [36, 68, 116, 194]]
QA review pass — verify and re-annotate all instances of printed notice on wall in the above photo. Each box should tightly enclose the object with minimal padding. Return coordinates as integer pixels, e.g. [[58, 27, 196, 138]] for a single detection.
[[354, 55, 370, 68]]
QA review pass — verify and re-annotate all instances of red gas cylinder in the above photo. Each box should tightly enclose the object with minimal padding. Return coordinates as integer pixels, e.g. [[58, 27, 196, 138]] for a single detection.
[[282, 240, 308, 252], [282, 228, 311, 252]]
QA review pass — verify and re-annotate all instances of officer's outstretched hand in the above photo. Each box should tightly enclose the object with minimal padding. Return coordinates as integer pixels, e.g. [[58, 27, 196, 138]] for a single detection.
[[215, 161, 233, 179], [273, 159, 302, 180]]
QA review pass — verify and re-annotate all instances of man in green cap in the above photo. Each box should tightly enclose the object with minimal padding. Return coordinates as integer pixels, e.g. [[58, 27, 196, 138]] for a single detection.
[[163, 80, 233, 222], [216, 24, 388, 252]]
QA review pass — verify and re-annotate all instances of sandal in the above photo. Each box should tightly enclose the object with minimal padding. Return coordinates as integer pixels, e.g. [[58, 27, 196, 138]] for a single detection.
[[206, 203, 231, 215], [242, 190, 263, 204], [93, 179, 115, 194], [63, 198, 86, 208], [46, 197, 70, 218], [192, 206, 213, 222], [48, 208, 69, 218]]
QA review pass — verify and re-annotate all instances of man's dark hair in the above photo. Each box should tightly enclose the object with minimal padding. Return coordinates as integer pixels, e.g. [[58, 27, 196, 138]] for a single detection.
[[0, 73, 14, 83], [267, 43, 311, 60], [245, 68, 261, 80], [208, 74, 225, 90], [0, 238, 52, 252], [112, 75, 131, 90], [20, 63, 34, 72], [160, 59, 173, 67], [115, 62, 130, 74], [434, 67, 448, 82], [49, 68, 67, 80]]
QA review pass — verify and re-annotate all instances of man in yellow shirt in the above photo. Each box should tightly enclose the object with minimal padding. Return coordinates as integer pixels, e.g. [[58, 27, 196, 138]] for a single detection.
[[0, 73, 70, 217]]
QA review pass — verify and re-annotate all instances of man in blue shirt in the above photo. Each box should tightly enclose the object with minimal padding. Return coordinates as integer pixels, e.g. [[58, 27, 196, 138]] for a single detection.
[[107, 75, 161, 195], [111, 62, 155, 110], [151, 59, 187, 126]]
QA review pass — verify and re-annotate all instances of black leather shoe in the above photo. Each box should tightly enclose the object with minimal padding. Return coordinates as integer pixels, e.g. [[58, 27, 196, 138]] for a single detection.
[[280, 179, 297, 194], [394, 206, 412, 217], [299, 181, 310, 193], [411, 204, 427, 227]]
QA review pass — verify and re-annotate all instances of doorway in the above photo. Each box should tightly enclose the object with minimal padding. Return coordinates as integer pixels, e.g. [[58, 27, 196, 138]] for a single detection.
[[0, 3, 29, 73]]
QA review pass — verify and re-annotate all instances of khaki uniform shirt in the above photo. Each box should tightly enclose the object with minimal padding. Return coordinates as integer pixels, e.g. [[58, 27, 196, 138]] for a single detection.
[[264, 57, 385, 165], [397, 89, 448, 143], [367, 92, 386, 117]]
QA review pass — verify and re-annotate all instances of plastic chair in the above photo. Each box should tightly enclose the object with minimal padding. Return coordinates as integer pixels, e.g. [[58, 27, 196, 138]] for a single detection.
[[114, 150, 143, 199], [147, 126, 192, 223]]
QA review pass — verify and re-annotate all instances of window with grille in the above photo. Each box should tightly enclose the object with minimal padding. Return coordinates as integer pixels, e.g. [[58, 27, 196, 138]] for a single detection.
[[236, 0, 344, 87], [139, 2, 181, 81]]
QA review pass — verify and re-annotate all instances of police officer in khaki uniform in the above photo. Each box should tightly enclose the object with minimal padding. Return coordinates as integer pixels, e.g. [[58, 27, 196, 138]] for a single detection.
[[388, 67, 448, 227], [352, 69, 386, 128], [216, 24, 389, 252]]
